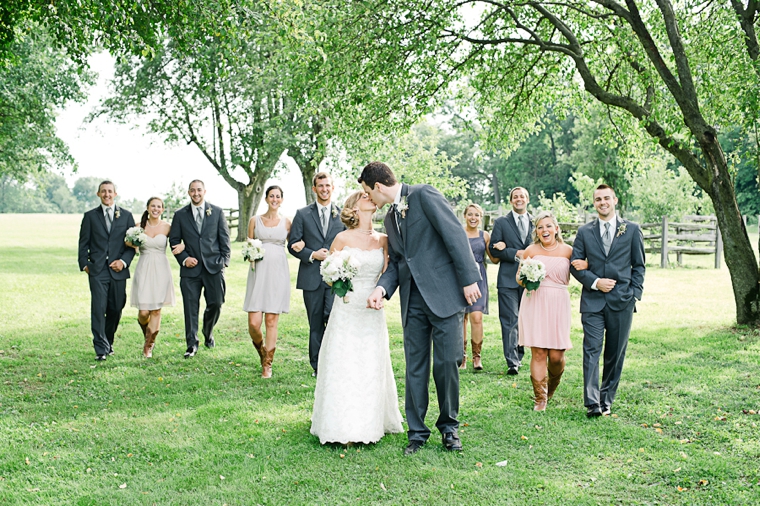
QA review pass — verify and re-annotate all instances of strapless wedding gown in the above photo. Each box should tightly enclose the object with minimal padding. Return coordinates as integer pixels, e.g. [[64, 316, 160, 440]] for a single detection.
[[310, 247, 404, 444]]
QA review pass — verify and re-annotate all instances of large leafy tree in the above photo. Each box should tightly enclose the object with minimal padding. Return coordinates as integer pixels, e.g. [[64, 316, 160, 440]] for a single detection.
[[0, 25, 93, 180], [309, 0, 760, 324]]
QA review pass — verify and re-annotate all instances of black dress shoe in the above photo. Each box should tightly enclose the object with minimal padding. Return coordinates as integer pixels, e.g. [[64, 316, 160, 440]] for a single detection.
[[184, 346, 198, 358], [404, 440, 424, 456], [507, 366, 519, 376], [107, 349, 115, 356], [442, 432, 463, 451], [204, 338, 215, 349], [586, 406, 603, 418], [602, 406, 611, 416], [95, 355, 107, 361]]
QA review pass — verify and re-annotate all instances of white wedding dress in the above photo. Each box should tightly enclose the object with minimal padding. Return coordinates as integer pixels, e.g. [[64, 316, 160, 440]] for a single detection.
[[310, 247, 404, 444]]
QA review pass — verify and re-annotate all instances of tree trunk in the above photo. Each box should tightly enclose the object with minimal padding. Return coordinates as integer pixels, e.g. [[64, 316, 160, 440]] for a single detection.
[[699, 137, 760, 325], [491, 169, 500, 205], [300, 162, 317, 205], [235, 169, 270, 242]]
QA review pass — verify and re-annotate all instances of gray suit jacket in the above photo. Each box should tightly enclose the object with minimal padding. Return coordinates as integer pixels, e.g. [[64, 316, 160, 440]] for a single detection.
[[288, 202, 345, 291], [377, 184, 481, 326], [78, 206, 136, 279], [570, 218, 646, 313], [488, 211, 533, 289], [170, 202, 231, 277]]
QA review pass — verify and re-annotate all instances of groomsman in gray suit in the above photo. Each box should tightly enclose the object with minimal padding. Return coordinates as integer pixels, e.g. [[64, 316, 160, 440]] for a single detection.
[[362, 162, 481, 455], [78, 180, 136, 361], [288, 172, 345, 376], [570, 184, 645, 418], [170, 180, 231, 358], [488, 187, 533, 375]]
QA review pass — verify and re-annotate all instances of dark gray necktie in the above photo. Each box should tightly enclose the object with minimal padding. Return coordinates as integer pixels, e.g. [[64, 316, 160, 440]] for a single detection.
[[321, 207, 328, 236], [106, 208, 113, 233], [603, 221, 612, 255], [196, 208, 203, 233]]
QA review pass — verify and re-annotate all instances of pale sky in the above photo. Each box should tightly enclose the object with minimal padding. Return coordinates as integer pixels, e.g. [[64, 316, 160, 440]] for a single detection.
[[55, 53, 313, 218]]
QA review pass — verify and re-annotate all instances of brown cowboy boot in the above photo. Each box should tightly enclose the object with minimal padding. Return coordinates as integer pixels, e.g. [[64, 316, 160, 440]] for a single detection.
[[471, 340, 483, 371], [251, 337, 265, 367], [547, 362, 565, 401], [144, 329, 159, 358], [530, 375, 548, 411], [261, 347, 276, 379]]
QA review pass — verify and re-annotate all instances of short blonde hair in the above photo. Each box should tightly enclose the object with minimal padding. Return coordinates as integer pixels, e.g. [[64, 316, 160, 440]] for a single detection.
[[531, 210, 564, 244], [340, 191, 364, 229]]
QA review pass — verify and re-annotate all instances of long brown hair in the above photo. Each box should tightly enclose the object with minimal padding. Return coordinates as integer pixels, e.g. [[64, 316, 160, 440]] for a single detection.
[[141, 197, 164, 229]]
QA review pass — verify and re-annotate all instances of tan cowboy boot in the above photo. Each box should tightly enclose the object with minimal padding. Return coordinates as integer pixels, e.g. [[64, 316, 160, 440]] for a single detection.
[[471, 340, 483, 371], [261, 347, 276, 379], [530, 375, 548, 411], [251, 337, 265, 367], [547, 362, 565, 401]]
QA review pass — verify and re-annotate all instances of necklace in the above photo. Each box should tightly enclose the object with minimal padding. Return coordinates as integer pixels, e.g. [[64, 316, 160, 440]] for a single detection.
[[146, 221, 162, 228], [354, 229, 373, 235], [540, 241, 560, 251]]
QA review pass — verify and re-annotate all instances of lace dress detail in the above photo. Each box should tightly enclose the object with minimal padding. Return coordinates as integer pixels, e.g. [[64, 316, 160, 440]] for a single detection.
[[242, 215, 290, 313], [130, 234, 175, 310], [310, 247, 404, 444]]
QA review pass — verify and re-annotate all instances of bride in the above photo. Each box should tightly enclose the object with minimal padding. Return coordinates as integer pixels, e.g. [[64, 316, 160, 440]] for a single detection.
[[310, 191, 404, 445]]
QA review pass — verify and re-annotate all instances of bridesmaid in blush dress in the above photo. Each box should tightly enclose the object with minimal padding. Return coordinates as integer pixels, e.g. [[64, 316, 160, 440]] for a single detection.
[[461, 203, 499, 371], [128, 197, 177, 358], [517, 210, 586, 410], [243, 185, 300, 379]]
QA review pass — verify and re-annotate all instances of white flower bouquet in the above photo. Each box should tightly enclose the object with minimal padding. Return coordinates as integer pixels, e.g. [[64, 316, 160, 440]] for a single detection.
[[242, 238, 265, 270], [125, 226, 148, 247], [519, 257, 546, 295], [320, 249, 361, 302]]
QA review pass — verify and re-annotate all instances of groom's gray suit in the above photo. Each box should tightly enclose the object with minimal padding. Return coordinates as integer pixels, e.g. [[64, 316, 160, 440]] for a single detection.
[[570, 217, 645, 411], [288, 202, 345, 372], [377, 184, 481, 443]]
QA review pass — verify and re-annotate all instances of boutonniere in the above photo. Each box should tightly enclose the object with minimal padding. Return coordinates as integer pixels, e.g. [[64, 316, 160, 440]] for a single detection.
[[616, 223, 627, 237], [206, 207, 212, 217], [397, 196, 409, 219], [114, 209, 121, 219], [331, 205, 338, 219]]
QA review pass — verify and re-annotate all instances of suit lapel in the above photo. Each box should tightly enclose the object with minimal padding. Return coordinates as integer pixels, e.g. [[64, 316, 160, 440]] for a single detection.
[[97, 207, 109, 235], [524, 213, 534, 248], [200, 203, 210, 236], [310, 203, 324, 238], [398, 184, 409, 247], [590, 219, 606, 256], [607, 219, 623, 256]]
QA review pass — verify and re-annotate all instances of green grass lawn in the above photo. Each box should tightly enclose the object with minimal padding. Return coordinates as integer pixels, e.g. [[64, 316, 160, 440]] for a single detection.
[[0, 214, 758, 505]]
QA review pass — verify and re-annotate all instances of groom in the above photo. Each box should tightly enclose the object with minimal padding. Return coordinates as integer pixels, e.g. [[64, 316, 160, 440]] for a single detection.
[[362, 162, 481, 455], [570, 184, 645, 417], [170, 180, 231, 358]]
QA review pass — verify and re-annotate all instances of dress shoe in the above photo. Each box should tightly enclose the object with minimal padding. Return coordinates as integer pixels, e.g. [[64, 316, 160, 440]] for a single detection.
[[602, 406, 611, 416], [311, 369, 318, 378], [586, 406, 603, 418], [204, 337, 215, 349], [108, 349, 115, 356], [442, 432, 463, 451], [184, 345, 198, 358], [507, 366, 519, 376], [404, 440, 424, 456], [95, 355, 107, 361]]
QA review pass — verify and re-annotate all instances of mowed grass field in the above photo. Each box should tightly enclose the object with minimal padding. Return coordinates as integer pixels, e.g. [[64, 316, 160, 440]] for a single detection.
[[0, 213, 758, 505]]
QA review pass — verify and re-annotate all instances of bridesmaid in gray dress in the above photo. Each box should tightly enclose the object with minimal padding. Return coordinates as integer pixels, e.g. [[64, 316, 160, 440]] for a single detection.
[[244, 185, 300, 378], [128, 197, 178, 358]]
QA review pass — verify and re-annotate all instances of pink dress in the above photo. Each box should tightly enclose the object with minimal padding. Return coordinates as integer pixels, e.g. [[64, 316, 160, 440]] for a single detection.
[[518, 255, 572, 350]]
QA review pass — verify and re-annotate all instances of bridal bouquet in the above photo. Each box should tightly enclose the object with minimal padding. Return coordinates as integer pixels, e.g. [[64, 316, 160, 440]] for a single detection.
[[242, 238, 265, 270], [321, 250, 361, 302], [125, 226, 148, 247], [519, 257, 546, 296]]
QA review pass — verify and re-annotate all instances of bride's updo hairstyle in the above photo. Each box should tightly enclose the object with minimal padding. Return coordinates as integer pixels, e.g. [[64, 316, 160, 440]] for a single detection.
[[531, 210, 564, 244], [140, 197, 164, 229], [340, 191, 364, 229]]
